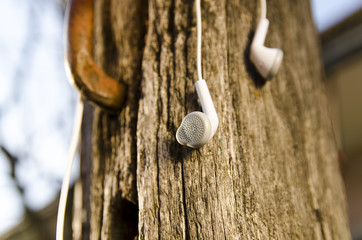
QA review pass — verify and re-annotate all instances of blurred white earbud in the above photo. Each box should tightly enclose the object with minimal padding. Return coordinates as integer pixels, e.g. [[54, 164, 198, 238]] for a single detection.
[[250, 18, 283, 79], [176, 80, 218, 148]]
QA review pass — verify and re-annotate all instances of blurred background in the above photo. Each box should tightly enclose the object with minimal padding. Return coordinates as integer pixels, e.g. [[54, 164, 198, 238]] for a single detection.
[[0, 0, 361, 239]]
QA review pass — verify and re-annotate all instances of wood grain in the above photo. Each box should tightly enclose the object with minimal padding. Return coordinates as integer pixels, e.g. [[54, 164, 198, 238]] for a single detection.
[[86, 0, 352, 239]]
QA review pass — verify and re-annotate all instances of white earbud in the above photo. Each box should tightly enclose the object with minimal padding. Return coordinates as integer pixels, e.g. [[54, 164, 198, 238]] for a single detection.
[[176, 0, 218, 148], [176, 79, 218, 148], [250, 18, 283, 79]]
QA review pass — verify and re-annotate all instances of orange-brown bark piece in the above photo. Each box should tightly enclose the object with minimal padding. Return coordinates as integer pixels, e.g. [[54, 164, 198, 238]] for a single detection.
[[65, 0, 126, 111]]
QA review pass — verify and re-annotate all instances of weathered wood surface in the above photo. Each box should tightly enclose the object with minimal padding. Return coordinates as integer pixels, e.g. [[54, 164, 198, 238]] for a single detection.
[[86, 0, 351, 239]]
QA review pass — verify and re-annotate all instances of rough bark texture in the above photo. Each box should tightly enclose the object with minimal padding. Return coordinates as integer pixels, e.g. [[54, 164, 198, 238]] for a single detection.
[[85, 0, 351, 239]]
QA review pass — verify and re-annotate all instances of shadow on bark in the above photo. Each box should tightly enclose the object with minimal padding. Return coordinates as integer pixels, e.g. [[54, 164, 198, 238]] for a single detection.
[[244, 30, 267, 88], [110, 195, 138, 239]]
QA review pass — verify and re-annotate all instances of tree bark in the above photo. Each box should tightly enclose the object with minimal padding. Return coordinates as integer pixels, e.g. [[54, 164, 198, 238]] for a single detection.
[[83, 0, 351, 239]]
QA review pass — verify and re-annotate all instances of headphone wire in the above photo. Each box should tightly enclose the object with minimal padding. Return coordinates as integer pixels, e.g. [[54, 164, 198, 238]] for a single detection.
[[56, 96, 83, 240]]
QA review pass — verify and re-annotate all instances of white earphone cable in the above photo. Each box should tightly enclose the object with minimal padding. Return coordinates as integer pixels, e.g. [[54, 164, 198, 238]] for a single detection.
[[196, 0, 203, 81], [56, 96, 84, 240], [260, 0, 267, 19]]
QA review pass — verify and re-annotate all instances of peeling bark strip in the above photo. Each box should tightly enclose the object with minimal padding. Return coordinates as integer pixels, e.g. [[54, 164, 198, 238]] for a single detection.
[[65, 0, 127, 111], [86, 0, 351, 239], [90, 0, 147, 239]]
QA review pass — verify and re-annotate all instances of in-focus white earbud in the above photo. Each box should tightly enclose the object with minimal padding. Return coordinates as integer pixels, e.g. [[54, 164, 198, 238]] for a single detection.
[[176, 0, 218, 148], [176, 79, 218, 148], [250, 18, 283, 79]]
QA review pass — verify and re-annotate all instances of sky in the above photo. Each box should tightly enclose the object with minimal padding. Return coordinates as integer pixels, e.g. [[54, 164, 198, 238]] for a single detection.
[[0, 0, 361, 236], [311, 0, 362, 31], [0, 0, 78, 233]]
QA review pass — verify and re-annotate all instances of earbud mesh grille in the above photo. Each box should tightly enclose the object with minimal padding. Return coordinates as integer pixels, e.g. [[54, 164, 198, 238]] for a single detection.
[[177, 114, 206, 145]]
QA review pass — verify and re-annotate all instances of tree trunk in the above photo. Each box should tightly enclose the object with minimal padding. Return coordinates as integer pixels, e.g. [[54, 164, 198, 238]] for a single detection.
[[81, 0, 351, 239]]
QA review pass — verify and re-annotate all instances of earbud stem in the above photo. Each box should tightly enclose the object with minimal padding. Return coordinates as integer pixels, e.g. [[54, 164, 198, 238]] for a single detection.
[[252, 18, 269, 47], [195, 79, 219, 136]]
